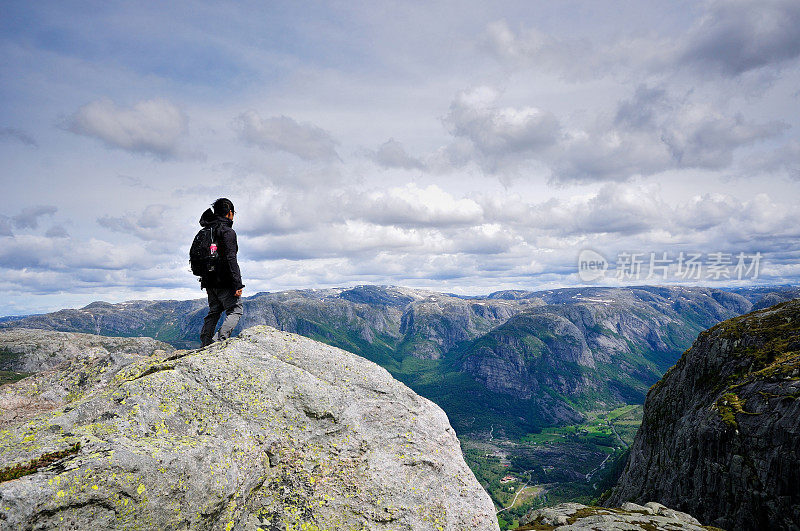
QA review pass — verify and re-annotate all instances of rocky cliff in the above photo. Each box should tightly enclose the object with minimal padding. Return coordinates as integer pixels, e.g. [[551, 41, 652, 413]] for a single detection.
[[0, 327, 498, 530], [518, 502, 714, 530], [606, 299, 800, 530]]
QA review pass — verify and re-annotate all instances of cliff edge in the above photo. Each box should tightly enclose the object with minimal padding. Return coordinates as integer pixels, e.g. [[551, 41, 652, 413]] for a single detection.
[[607, 299, 800, 529]]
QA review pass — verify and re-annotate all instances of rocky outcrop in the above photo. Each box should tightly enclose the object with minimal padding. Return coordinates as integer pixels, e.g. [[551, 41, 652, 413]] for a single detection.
[[606, 299, 800, 530], [0, 326, 498, 530], [518, 502, 714, 530], [0, 328, 172, 373]]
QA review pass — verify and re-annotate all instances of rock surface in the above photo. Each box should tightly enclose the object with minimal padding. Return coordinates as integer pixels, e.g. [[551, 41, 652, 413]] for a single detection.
[[518, 502, 713, 530], [0, 326, 498, 530], [0, 328, 173, 374], [607, 299, 800, 530]]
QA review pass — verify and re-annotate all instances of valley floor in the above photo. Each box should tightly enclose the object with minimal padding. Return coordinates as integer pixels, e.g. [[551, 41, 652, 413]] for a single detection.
[[461, 405, 643, 530]]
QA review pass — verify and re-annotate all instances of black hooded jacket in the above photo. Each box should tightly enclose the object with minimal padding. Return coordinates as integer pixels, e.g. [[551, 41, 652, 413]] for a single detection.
[[198, 208, 244, 290]]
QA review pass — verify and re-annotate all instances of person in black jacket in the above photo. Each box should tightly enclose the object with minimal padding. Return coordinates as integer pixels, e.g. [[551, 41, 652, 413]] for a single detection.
[[199, 198, 245, 347]]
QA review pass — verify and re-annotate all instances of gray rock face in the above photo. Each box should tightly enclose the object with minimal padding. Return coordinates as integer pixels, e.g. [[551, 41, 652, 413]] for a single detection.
[[519, 502, 709, 530], [0, 328, 173, 373], [607, 299, 800, 530], [0, 326, 498, 530]]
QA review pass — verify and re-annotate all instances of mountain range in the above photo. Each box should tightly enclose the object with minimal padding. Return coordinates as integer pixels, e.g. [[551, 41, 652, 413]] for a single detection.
[[4, 285, 798, 439]]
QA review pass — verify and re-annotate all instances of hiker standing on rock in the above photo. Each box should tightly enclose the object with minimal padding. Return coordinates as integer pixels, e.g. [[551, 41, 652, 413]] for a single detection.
[[191, 197, 245, 347]]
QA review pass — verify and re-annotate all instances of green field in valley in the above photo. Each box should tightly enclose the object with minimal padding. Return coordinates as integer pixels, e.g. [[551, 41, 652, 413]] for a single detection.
[[463, 405, 643, 530]]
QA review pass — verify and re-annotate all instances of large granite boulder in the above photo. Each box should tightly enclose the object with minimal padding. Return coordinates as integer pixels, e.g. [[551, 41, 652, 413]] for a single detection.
[[0, 326, 498, 530], [606, 299, 800, 530], [0, 328, 173, 373]]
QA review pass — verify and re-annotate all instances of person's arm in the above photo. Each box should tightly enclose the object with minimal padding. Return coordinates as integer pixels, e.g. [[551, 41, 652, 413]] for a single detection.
[[223, 229, 245, 292]]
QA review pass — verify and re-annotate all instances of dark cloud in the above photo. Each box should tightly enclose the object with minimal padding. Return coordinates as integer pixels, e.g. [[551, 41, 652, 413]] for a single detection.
[[0, 127, 37, 147], [96, 205, 175, 249], [117, 174, 154, 190], [45, 226, 69, 238], [738, 140, 800, 179], [483, 1, 800, 82], [0, 217, 13, 237], [12, 205, 57, 229], [679, 0, 800, 76], [64, 98, 189, 160], [613, 85, 670, 129], [367, 138, 424, 170], [235, 111, 340, 162]]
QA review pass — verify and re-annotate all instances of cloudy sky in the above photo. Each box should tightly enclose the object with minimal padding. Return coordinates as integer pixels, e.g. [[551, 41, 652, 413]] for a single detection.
[[1, 0, 799, 314]]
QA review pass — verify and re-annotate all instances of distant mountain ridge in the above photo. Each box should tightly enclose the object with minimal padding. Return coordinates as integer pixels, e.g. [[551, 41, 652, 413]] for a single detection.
[[3, 285, 798, 437]]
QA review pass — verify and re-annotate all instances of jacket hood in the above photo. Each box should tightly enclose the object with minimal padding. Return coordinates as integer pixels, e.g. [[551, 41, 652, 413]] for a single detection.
[[199, 208, 233, 228]]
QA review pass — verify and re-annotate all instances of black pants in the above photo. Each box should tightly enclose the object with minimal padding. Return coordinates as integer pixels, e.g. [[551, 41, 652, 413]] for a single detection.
[[200, 287, 243, 347]]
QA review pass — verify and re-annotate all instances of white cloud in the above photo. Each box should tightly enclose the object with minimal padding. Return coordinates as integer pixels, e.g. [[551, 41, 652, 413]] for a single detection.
[[0, 235, 157, 272], [555, 85, 786, 182], [443, 86, 561, 172], [65, 98, 189, 159], [480, 20, 600, 79], [478, 184, 670, 237], [235, 111, 340, 162], [238, 187, 344, 236], [677, 193, 740, 231], [245, 221, 432, 260], [435, 83, 785, 183], [352, 184, 483, 227]]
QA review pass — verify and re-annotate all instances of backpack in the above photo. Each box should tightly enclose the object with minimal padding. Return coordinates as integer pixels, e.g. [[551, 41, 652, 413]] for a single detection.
[[189, 226, 221, 278]]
